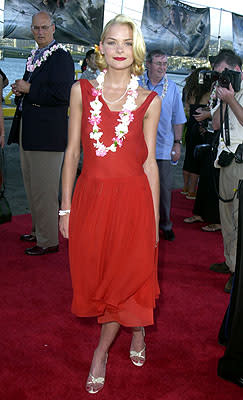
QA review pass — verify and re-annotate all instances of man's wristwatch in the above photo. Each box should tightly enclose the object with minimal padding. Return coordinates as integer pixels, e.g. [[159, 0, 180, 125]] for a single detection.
[[174, 139, 182, 144]]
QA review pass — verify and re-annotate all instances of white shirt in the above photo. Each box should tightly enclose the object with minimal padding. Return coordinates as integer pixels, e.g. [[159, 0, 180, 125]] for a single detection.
[[213, 80, 243, 167]]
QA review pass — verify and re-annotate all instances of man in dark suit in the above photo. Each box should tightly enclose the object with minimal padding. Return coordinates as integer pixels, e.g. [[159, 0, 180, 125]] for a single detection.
[[8, 11, 74, 255]]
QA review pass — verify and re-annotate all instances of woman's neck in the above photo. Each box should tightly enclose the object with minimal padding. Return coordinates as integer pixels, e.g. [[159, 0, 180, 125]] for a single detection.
[[104, 68, 132, 89]]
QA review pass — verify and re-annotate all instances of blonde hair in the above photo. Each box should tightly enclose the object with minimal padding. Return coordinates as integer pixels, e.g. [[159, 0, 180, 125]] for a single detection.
[[96, 14, 145, 76]]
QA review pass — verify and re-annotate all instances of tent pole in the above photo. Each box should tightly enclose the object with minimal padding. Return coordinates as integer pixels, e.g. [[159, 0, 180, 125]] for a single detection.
[[121, 0, 124, 14], [217, 8, 223, 52]]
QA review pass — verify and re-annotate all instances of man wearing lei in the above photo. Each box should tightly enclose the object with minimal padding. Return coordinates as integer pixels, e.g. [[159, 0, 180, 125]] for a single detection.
[[139, 49, 186, 241], [8, 11, 74, 256]]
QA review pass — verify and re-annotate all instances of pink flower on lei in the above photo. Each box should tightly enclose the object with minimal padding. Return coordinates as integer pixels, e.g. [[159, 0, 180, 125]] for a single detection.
[[112, 137, 123, 148], [27, 63, 34, 72], [127, 89, 138, 98], [88, 114, 102, 125], [91, 87, 102, 97], [119, 110, 134, 123], [96, 144, 107, 157]]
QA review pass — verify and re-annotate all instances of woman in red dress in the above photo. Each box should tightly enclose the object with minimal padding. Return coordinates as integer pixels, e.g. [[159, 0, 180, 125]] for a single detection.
[[59, 14, 161, 394]]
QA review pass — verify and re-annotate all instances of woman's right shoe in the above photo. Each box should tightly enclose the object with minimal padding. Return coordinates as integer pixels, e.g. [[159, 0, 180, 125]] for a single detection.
[[86, 374, 105, 394], [201, 224, 221, 232], [186, 192, 197, 200], [180, 187, 188, 195], [184, 215, 204, 223], [130, 327, 146, 367], [86, 353, 108, 394]]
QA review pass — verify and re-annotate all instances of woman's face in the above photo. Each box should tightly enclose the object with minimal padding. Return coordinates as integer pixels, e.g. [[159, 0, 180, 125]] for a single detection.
[[100, 23, 134, 71]]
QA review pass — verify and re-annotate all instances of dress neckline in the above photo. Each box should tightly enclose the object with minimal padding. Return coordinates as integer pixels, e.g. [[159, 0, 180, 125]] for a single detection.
[[86, 79, 156, 114]]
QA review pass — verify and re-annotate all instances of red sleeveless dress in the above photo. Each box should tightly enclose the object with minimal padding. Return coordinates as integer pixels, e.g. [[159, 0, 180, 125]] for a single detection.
[[69, 79, 160, 327]]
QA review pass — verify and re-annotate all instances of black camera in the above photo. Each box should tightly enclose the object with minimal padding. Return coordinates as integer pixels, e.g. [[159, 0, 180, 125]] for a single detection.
[[198, 68, 241, 92]]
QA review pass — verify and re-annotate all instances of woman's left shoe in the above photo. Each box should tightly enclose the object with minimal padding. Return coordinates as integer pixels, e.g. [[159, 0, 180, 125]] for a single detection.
[[202, 224, 221, 232], [130, 327, 146, 367], [86, 353, 108, 394]]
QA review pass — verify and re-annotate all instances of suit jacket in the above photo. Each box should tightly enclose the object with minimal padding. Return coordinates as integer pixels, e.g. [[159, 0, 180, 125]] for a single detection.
[[8, 45, 74, 152]]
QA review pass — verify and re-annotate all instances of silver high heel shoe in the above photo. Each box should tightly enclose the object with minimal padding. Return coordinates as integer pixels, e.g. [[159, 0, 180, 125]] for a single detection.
[[86, 353, 108, 394], [130, 327, 146, 367]]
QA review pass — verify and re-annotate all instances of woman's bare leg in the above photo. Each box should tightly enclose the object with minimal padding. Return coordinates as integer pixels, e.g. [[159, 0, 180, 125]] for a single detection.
[[182, 170, 190, 192], [89, 321, 120, 378], [188, 173, 199, 194], [131, 327, 145, 351]]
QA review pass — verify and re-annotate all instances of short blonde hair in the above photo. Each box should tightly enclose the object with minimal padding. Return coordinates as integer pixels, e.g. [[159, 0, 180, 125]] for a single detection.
[[96, 14, 145, 76]]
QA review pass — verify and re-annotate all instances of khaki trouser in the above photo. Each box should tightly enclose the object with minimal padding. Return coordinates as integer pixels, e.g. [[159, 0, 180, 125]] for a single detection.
[[19, 120, 64, 248], [219, 160, 243, 273]]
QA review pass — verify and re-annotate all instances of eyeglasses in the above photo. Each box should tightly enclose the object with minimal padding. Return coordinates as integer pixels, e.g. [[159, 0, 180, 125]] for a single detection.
[[31, 25, 52, 31], [152, 62, 168, 67]]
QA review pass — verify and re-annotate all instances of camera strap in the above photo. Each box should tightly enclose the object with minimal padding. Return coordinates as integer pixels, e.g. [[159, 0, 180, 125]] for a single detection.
[[220, 100, 230, 146], [224, 105, 230, 146]]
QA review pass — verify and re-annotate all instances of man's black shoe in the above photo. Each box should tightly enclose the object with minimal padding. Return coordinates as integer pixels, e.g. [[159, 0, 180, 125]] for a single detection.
[[163, 229, 175, 241], [25, 245, 59, 256], [218, 371, 243, 387], [20, 234, 36, 242], [210, 261, 230, 274], [224, 274, 234, 293]]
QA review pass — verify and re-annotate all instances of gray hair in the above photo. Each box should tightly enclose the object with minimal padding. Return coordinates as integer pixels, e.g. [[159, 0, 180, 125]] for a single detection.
[[146, 49, 167, 63], [32, 11, 54, 25]]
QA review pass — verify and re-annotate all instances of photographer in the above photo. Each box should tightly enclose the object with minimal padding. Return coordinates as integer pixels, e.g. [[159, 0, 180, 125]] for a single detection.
[[210, 49, 243, 293]]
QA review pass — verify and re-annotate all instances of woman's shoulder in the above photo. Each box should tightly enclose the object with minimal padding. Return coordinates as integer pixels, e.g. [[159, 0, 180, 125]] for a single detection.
[[138, 86, 158, 103], [75, 78, 94, 92], [137, 86, 161, 112]]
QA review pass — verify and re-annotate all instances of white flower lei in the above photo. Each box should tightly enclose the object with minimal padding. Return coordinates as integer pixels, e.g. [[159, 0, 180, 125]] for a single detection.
[[26, 43, 67, 72], [160, 75, 168, 100], [208, 82, 219, 110], [88, 70, 139, 157], [141, 74, 168, 100]]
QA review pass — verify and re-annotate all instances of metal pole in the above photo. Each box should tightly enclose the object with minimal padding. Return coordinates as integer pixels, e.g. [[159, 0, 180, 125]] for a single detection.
[[217, 8, 223, 52], [121, 0, 124, 14]]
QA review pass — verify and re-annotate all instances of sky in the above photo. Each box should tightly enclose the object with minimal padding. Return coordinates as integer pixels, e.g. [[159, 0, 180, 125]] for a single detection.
[[181, 0, 243, 40]]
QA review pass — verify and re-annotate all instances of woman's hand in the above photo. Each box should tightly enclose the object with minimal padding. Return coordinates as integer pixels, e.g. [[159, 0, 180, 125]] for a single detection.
[[193, 107, 210, 122], [59, 215, 70, 239]]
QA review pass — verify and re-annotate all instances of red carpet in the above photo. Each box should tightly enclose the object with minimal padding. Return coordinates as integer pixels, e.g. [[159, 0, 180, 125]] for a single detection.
[[0, 190, 241, 400]]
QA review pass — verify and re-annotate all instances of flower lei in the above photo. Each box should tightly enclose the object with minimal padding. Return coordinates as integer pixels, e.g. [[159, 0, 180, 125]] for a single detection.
[[26, 44, 67, 72], [160, 75, 168, 100], [208, 81, 219, 110], [141, 74, 168, 100], [89, 70, 139, 157]]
